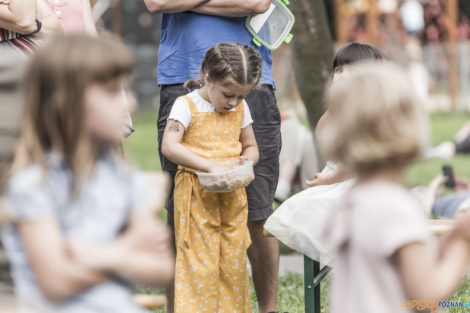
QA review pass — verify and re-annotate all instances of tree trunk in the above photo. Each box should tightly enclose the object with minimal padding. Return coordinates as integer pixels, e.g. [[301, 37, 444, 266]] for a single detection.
[[290, 0, 335, 129]]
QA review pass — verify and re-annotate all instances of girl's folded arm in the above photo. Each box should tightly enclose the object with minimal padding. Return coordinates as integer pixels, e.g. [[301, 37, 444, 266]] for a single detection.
[[18, 220, 106, 303], [240, 124, 259, 165], [69, 208, 174, 286], [162, 119, 223, 173], [102, 249, 174, 286]]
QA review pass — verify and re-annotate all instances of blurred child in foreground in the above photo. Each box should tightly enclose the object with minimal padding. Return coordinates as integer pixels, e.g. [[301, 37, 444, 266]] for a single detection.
[[2, 35, 173, 313], [321, 62, 470, 313]]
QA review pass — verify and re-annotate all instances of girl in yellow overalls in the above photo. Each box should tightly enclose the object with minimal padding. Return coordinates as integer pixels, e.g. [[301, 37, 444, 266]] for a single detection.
[[162, 42, 262, 313]]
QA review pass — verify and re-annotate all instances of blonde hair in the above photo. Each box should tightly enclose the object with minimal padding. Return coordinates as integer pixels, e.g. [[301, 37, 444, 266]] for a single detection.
[[318, 62, 428, 176], [10, 34, 134, 190]]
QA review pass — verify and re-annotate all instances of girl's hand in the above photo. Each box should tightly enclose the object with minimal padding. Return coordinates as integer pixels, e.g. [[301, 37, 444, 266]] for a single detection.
[[306, 173, 331, 188], [239, 156, 255, 181], [239, 155, 250, 163]]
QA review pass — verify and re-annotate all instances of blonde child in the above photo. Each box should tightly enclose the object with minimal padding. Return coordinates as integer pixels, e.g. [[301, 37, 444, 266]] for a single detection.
[[2, 35, 173, 313], [162, 42, 260, 313], [265, 43, 385, 263], [320, 62, 470, 313]]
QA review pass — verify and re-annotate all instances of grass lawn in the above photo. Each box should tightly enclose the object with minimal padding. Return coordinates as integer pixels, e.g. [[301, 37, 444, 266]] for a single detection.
[[124, 110, 161, 172], [125, 110, 470, 312], [404, 112, 470, 186], [139, 273, 328, 313]]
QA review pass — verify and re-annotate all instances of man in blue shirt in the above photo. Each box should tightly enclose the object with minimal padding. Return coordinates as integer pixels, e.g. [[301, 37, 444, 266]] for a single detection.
[[145, 3, 281, 313]]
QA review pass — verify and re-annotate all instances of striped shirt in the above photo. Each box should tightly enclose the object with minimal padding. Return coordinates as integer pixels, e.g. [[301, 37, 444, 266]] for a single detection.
[[0, 6, 42, 56]]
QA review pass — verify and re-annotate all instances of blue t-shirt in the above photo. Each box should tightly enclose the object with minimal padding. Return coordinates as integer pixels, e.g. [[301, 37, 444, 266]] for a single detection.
[[157, 13, 274, 86]]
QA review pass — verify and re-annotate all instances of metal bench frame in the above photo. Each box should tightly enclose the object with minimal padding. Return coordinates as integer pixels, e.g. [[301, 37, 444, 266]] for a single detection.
[[304, 256, 331, 313]]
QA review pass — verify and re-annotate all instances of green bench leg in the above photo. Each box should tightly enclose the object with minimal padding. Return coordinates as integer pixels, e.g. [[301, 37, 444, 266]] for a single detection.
[[304, 255, 332, 313], [304, 256, 321, 313]]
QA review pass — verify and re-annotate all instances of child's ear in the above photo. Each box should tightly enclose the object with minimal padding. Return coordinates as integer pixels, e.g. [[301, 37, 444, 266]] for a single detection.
[[204, 74, 211, 85]]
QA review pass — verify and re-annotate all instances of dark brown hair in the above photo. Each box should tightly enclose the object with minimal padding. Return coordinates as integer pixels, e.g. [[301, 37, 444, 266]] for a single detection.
[[184, 42, 262, 91], [333, 43, 385, 70], [11, 34, 134, 190]]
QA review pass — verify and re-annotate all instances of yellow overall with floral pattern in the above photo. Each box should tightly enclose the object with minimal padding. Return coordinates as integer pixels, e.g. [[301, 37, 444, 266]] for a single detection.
[[174, 95, 252, 313]]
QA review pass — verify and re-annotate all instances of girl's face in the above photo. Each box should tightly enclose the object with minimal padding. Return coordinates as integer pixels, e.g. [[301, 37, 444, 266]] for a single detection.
[[205, 76, 253, 113], [84, 76, 135, 143]]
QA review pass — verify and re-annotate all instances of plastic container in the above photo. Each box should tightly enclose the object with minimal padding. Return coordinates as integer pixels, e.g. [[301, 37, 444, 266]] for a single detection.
[[197, 160, 254, 192]]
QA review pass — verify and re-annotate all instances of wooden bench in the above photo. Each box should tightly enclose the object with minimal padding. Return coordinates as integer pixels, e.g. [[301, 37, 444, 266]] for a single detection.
[[133, 294, 166, 309], [264, 219, 456, 313]]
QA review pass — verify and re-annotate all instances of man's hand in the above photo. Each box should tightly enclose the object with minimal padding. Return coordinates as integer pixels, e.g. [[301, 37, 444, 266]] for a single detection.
[[192, 0, 272, 17], [144, 0, 208, 13], [145, 0, 272, 16]]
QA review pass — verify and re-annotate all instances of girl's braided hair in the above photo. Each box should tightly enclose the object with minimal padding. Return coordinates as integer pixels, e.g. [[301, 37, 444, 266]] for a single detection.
[[184, 42, 262, 91]]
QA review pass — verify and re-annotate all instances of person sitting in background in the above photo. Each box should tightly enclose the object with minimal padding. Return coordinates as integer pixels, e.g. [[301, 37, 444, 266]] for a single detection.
[[425, 121, 470, 159], [412, 172, 470, 219], [44, 0, 97, 35]]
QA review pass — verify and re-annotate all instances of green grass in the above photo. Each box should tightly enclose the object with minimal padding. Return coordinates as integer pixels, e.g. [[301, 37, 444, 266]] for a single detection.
[[123, 110, 161, 171], [141, 273, 328, 313], [404, 111, 470, 187]]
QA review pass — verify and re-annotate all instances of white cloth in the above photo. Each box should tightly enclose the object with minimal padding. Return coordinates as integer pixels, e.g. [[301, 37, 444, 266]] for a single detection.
[[168, 90, 253, 129], [265, 162, 354, 264]]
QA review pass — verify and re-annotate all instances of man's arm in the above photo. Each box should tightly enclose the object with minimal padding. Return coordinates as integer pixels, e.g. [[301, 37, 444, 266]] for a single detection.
[[192, 0, 272, 17], [144, 0, 272, 16], [144, 0, 209, 13], [0, 0, 37, 34]]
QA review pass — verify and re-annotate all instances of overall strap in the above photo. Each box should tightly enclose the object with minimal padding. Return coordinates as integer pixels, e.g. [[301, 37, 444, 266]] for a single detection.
[[183, 95, 198, 114], [236, 101, 245, 113]]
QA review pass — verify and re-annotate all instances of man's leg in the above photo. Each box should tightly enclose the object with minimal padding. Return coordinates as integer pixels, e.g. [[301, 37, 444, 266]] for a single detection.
[[245, 85, 282, 313], [157, 84, 187, 313], [247, 219, 279, 313]]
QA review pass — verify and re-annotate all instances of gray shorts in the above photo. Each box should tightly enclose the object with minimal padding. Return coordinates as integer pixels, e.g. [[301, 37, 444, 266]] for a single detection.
[[432, 192, 470, 218], [157, 84, 281, 221]]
